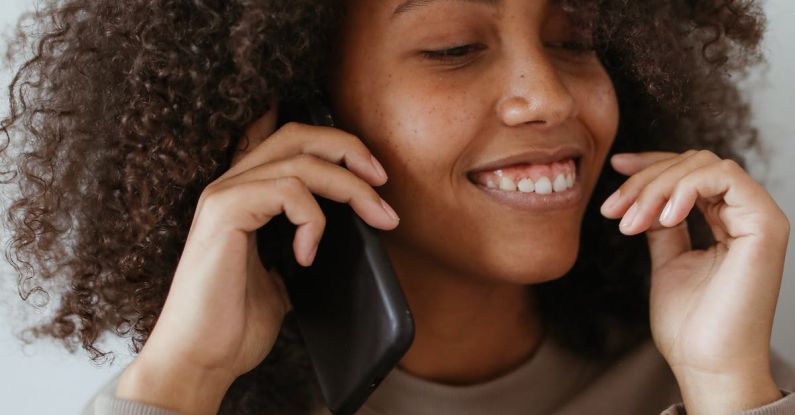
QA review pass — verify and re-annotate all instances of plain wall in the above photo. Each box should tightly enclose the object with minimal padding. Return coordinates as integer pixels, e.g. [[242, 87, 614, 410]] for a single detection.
[[0, 0, 793, 413]]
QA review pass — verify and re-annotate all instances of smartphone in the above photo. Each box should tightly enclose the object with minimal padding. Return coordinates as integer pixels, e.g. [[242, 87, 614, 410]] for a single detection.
[[254, 96, 415, 415]]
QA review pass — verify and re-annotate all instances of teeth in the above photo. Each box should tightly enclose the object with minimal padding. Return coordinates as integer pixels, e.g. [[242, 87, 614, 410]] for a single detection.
[[517, 178, 535, 193], [499, 176, 516, 191], [534, 177, 552, 194], [482, 171, 576, 194], [552, 174, 568, 193]]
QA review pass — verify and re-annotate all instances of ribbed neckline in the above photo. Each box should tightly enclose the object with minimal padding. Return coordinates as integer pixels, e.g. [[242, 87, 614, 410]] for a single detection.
[[361, 334, 596, 415]]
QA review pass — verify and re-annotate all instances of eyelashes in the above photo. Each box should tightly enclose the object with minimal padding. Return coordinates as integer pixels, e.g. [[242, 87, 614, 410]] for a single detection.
[[421, 44, 487, 62], [421, 41, 596, 64]]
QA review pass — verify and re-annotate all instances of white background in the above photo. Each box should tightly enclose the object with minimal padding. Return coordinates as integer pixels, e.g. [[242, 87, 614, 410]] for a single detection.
[[1, 0, 794, 413]]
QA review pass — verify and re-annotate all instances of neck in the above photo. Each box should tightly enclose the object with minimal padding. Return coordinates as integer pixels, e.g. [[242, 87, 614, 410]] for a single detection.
[[387, 242, 546, 386]]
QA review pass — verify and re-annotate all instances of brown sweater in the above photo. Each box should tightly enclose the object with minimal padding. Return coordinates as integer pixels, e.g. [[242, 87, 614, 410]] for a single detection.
[[82, 335, 795, 414]]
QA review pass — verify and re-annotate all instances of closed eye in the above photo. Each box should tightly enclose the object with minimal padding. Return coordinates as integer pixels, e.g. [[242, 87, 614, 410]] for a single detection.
[[421, 43, 487, 62]]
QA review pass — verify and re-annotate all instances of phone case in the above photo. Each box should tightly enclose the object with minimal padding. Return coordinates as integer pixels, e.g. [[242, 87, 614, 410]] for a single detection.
[[255, 98, 415, 414]]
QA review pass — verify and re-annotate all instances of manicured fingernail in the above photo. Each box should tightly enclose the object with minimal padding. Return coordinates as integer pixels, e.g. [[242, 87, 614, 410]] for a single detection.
[[602, 189, 622, 212], [371, 155, 388, 181], [380, 198, 400, 222], [660, 199, 674, 224], [620, 202, 639, 231]]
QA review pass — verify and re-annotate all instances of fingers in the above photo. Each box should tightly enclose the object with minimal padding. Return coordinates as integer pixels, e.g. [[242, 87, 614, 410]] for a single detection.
[[659, 159, 785, 241], [600, 148, 788, 270], [225, 122, 388, 188], [210, 117, 399, 269], [599, 149, 719, 271], [609, 150, 694, 177], [216, 153, 399, 230], [609, 150, 721, 235], [199, 176, 326, 267]]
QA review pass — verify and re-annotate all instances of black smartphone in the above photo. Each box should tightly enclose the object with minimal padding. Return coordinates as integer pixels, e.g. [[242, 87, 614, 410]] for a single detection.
[[254, 96, 415, 415]]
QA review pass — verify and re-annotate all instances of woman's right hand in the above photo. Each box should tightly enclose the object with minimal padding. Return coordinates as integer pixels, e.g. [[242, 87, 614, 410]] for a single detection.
[[115, 103, 400, 415]]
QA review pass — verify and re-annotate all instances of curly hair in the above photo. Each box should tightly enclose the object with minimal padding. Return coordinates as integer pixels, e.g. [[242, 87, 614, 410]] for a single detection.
[[1, 0, 766, 413]]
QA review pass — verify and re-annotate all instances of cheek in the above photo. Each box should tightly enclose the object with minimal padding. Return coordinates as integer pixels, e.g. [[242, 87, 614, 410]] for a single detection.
[[580, 74, 619, 152], [565, 70, 619, 198], [366, 75, 480, 181]]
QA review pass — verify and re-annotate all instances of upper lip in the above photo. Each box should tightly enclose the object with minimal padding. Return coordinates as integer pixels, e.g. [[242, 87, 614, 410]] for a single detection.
[[467, 145, 584, 174]]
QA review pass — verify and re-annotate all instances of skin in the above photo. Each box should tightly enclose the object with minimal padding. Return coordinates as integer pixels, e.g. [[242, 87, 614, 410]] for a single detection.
[[116, 0, 790, 413], [327, 0, 619, 384]]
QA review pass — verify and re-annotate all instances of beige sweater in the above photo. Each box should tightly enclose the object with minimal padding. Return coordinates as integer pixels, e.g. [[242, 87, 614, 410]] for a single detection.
[[82, 335, 795, 414]]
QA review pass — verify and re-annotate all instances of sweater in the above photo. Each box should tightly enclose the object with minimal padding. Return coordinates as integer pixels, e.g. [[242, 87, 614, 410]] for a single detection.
[[82, 335, 795, 415]]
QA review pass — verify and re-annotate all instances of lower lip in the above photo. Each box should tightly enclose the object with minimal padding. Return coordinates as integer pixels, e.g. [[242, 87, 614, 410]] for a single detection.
[[469, 175, 583, 212]]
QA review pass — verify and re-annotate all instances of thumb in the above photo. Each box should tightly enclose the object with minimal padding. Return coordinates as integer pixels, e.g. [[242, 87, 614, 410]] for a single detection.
[[645, 216, 692, 272]]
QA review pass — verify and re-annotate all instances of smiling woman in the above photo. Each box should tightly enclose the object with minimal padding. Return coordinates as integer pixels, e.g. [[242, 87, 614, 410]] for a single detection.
[[2, 0, 794, 414]]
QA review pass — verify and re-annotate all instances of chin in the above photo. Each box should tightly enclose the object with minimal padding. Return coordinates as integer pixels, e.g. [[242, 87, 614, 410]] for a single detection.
[[479, 235, 581, 285]]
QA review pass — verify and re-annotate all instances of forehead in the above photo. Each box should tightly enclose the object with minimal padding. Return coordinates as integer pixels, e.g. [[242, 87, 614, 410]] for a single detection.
[[392, 0, 502, 18]]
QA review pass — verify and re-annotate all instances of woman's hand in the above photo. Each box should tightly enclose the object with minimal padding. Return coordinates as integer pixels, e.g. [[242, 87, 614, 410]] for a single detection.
[[599, 150, 790, 414], [115, 103, 400, 415]]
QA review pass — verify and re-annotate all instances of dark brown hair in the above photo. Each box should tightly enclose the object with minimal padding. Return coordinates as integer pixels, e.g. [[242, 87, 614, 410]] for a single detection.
[[1, 0, 766, 413]]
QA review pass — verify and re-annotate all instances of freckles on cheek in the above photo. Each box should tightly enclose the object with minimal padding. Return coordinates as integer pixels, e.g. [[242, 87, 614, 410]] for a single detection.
[[379, 88, 458, 163]]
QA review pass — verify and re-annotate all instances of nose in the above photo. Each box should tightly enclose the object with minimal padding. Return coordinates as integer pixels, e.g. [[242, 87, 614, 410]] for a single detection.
[[496, 50, 578, 128]]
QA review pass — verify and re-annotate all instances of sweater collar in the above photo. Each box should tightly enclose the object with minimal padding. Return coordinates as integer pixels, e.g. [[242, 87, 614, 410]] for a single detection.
[[361, 334, 596, 415]]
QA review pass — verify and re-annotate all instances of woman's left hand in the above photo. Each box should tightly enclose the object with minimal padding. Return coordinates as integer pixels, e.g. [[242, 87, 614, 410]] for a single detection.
[[599, 149, 790, 414]]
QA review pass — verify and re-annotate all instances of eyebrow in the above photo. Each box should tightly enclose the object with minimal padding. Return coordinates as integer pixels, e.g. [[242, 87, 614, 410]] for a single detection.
[[391, 0, 502, 19]]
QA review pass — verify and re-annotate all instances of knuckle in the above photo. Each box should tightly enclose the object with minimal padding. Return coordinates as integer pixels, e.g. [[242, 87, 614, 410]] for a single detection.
[[622, 175, 644, 195], [199, 181, 223, 205], [695, 149, 719, 162], [274, 175, 306, 196], [775, 209, 791, 235], [315, 211, 327, 232], [341, 132, 370, 154], [198, 187, 230, 217], [279, 121, 303, 134], [718, 158, 742, 174]]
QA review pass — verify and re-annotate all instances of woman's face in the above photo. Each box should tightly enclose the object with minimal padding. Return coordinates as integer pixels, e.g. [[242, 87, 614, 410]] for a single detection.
[[327, 0, 619, 284]]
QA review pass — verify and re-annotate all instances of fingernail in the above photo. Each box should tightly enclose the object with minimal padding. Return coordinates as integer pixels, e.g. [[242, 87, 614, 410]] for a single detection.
[[602, 189, 622, 212], [380, 198, 400, 222], [620, 202, 639, 230], [371, 155, 388, 181], [660, 199, 674, 224]]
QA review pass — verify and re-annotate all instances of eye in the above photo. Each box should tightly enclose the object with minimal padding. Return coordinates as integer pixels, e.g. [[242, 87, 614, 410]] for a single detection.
[[421, 43, 486, 62]]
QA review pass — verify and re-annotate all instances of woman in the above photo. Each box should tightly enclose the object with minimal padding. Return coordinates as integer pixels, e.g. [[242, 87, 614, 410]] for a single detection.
[[3, 0, 794, 414]]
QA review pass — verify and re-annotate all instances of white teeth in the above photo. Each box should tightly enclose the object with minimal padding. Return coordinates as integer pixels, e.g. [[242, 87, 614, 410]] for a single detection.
[[534, 177, 553, 194], [482, 171, 575, 194], [552, 174, 568, 193], [499, 176, 517, 191], [517, 178, 535, 193]]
